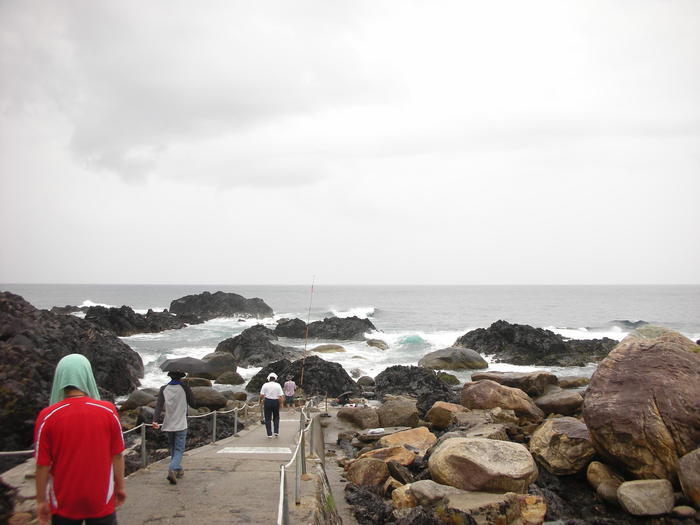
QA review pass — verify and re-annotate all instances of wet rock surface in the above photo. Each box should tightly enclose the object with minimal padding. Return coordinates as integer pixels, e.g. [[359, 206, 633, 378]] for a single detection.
[[244, 359, 292, 393], [418, 347, 488, 370], [274, 315, 377, 340], [84, 305, 197, 336], [169, 290, 273, 320], [374, 365, 457, 417], [582, 327, 700, 481], [455, 320, 617, 366], [215, 324, 299, 367], [0, 292, 143, 470]]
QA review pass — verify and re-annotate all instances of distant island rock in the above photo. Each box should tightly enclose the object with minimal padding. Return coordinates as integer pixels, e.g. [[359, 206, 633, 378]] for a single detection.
[[454, 320, 617, 367], [274, 316, 376, 340], [169, 291, 273, 321], [0, 292, 143, 470], [84, 305, 203, 336]]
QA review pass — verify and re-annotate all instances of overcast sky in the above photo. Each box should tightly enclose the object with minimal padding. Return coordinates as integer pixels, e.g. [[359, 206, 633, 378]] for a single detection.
[[1, 1, 698, 285]]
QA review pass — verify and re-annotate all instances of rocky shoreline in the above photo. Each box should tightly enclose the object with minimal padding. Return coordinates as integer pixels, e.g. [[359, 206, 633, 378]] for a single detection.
[[1, 289, 699, 524]]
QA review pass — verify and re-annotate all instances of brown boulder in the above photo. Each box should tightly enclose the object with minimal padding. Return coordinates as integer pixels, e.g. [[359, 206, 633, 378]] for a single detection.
[[558, 376, 590, 389], [460, 380, 544, 423], [337, 406, 380, 429], [470, 371, 558, 397], [378, 426, 437, 456], [678, 448, 700, 506], [587, 461, 625, 491], [377, 397, 419, 428], [529, 417, 595, 475], [534, 388, 583, 416], [428, 437, 538, 493], [190, 386, 227, 409], [425, 401, 467, 430], [617, 479, 675, 516], [346, 458, 390, 491], [582, 327, 700, 481], [437, 491, 546, 525], [359, 445, 416, 466]]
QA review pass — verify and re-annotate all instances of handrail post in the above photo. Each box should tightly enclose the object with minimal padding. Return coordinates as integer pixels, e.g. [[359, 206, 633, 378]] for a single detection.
[[295, 443, 301, 506], [309, 416, 315, 457], [300, 430, 307, 475], [212, 411, 218, 443], [234, 409, 239, 436], [140, 424, 147, 468]]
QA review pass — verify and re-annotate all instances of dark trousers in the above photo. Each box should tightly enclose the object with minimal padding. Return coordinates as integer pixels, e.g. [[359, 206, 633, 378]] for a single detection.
[[52, 512, 117, 525], [263, 398, 280, 436]]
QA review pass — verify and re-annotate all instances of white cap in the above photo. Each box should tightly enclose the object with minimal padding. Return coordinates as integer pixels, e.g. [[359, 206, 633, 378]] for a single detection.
[[267, 372, 278, 380]]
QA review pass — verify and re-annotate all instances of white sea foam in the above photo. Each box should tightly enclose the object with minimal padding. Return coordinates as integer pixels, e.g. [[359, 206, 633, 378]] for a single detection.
[[133, 307, 167, 315], [546, 326, 628, 341], [329, 306, 375, 319], [79, 299, 114, 308]]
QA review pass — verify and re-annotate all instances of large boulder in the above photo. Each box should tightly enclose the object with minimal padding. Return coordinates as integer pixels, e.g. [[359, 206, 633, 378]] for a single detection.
[[534, 388, 583, 416], [201, 352, 239, 378], [374, 365, 457, 417], [190, 387, 227, 410], [244, 359, 292, 393], [215, 324, 298, 367], [119, 389, 156, 411], [678, 449, 700, 506], [358, 446, 416, 467], [377, 427, 437, 456], [454, 320, 617, 366], [338, 406, 380, 429], [428, 437, 538, 493], [529, 417, 595, 475], [169, 291, 273, 320], [470, 371, 558, 397], [460, 380, 544, 423], [616, 479, 675, 516], [418, 347, 488, 370], [346, 458, 390, 492], [275, 316, 377, 341], [426, 401, 468, 430], [377, 397, 419, 428], [0, 292, 143, 469], [282, 355, 360, 397], [84, 305, 192, 336], [437, 492, 546, 525], [582, 327, 700, 481]]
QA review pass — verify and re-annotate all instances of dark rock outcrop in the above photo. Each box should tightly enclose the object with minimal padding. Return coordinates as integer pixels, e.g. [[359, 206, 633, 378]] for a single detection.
[[344, 484, 394, 525], [50, 305, 90, 315], [274, 318, 308, 338], [0, 292, 143, 470], [282, 355, 360, 397], [215, 325, 298, 367], [374, 365, 458, 417], [582, 326, 700, 481], [169, 291, 273, 320], [245, 359, 292, 393], [274, 316, 376, 341], [84, 305, 197, 336], [454, 320, 617, 366]]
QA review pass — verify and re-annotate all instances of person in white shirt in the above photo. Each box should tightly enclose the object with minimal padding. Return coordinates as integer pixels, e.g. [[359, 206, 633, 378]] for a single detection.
[[259, 373, 285, 438]]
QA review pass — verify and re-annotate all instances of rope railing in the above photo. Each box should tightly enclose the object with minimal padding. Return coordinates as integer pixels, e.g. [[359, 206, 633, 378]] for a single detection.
[[276, 395, 326, 525], [1, 400, 262, 467]]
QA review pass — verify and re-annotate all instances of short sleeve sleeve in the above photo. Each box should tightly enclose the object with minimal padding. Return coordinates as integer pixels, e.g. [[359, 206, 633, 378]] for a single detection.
[[108, 404, 125, 455], [34, 408, 53, 466]]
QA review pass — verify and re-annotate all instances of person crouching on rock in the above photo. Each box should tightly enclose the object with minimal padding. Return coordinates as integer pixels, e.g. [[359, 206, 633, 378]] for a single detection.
[[153, 371, 196, 485], [260, 373, 285, 438], [34, 353, 126, 525]]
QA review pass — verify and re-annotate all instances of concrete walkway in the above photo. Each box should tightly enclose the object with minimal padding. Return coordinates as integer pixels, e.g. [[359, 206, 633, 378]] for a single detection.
[[117, 410, 306, 524]]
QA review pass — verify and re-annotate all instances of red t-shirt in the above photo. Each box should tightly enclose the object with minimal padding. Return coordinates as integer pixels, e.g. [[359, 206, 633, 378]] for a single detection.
[[34, 397, 124, 520]]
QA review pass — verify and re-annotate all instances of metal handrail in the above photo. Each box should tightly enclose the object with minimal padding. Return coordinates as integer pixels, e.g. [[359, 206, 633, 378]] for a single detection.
[[276, 396, 325, 525]]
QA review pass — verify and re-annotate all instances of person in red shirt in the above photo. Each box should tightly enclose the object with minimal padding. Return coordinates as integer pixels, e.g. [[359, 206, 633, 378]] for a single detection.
[[34, 354, 126, 525]]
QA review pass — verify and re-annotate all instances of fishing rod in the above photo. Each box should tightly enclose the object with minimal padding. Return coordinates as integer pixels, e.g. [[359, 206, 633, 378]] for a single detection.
[[299, 275, 315, 388]]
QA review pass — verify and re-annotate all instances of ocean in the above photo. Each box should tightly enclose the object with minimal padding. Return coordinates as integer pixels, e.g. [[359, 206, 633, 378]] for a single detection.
[[4, 284, 700, 391]]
